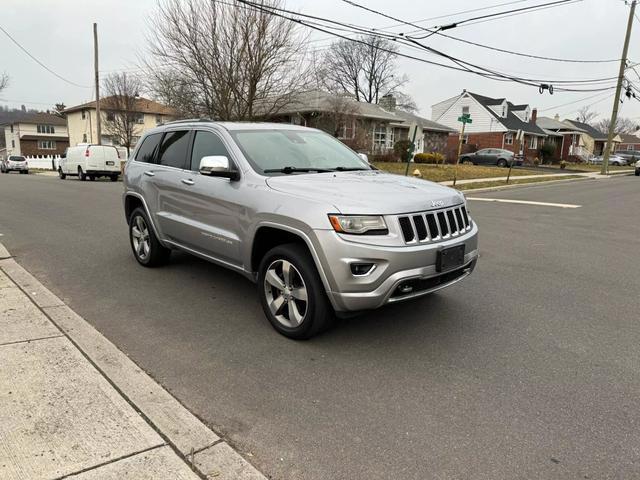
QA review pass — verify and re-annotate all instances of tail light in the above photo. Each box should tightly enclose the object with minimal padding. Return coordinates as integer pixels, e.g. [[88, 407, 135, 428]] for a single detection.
[[84, 148, 90, 157]]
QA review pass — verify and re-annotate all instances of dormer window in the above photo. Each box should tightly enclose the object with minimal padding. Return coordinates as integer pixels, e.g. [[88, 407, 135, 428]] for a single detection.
[[502, 105, 507, 117], [462, 106, 469, 116]]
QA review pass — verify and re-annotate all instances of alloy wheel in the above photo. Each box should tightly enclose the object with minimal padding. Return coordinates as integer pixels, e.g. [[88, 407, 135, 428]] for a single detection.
[[131, 215, 151, 261], [264, 259, 308, 328]]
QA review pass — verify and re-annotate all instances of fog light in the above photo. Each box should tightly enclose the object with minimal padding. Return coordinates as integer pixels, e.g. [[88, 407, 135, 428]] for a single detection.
[[350, 263, 375, 276], [398, 284, 413, 294]]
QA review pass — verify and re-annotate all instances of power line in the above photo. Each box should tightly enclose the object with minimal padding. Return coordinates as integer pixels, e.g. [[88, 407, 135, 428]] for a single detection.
[[343, 0, 616, 64], [234, 0, 615, 92], [0, 24, 92, 89]]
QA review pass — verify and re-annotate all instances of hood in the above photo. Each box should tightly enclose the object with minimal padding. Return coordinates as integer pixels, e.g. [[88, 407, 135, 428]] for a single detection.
[[265, 170, 464, 215]]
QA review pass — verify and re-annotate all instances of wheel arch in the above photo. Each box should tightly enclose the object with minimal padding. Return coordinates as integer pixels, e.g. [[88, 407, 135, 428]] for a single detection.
[[123, 193, 165, 247]]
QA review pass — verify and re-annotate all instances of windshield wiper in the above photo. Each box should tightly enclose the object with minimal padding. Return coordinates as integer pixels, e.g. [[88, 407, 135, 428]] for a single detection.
[[332, 166, 369, 171], [263, 166, 333, 174]]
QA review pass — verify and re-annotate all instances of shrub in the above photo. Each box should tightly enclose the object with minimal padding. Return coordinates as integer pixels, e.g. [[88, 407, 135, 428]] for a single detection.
[[560, 160, 567, 169], [369, 153, 397, 163], [414, 152, 445, 164], [538, 141, 556, 163], [532, 157, 541, 167], [393, 140, 414, 163]]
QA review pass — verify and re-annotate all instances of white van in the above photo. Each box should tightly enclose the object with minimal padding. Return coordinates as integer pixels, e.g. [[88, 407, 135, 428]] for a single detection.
[[59, 144, 121, 181]]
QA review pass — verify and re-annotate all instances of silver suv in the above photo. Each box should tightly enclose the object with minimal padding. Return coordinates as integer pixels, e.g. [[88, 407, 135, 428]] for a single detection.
[[123, 121, 478, 339]]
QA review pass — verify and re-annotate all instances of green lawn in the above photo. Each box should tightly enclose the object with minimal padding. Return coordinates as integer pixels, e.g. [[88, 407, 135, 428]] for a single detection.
[[373, 162, 543, 183]]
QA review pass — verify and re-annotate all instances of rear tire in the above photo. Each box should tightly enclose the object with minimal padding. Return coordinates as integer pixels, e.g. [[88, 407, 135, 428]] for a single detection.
[[129, 207, 170, 267], [497, 159, 508, 168], [89, 175, 95, 181], [78, 167, 87, 181], [110, 174, 119, 182], [58, 168, 66, 180], [258, 243, 334, 339]]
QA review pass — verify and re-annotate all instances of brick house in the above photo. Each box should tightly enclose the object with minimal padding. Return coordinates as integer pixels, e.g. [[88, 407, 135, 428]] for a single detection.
[[2, 112, 69, 157], [431, 90, 547, 161], [265, 90, 454, 157], [615, 133, 640, 152], [536, 115, 589, 161]]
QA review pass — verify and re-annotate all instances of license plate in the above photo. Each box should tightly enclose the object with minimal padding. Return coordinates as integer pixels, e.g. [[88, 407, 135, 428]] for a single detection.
[[106, 161, 115, 166], [436, 245, 465, 272]]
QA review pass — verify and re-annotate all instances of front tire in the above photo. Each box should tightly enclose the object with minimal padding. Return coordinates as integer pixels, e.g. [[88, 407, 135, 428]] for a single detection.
[[497, 158, 508, 168], [58, 168, 66, 179], [128, 207, 170, 267], [258, 243, 333, 339], [78, 167, 87, 181]]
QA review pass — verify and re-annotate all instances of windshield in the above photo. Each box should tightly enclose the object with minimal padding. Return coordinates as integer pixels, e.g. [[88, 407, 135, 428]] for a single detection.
[[9, 156, 26, 161], [230, 129, 370, 175]]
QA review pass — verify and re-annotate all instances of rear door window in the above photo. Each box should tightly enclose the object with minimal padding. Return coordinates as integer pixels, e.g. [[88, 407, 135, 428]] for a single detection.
[[156, 130, 191, 169], [190, 131, 231, 171], [135, 133, 163, 164]]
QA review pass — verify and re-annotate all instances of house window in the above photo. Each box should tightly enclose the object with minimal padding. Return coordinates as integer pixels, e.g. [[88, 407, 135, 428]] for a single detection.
[[82, 133, 87, 143], [156, 115, 162, 125], [628, 145, 633, 151], [106, 111, 115, 122], [81, 110, 86, 120], [502, 105, 507, 117], [38, 140, 56, 150], [134, 114, 144, 124], [462, 106, 470, 116], [10, 125, 13, 133], [11, 140, 15, 148], [374, 124, 387, 146], [505, 133, 513, 145], [336, 119, 355, 139], [37, 124, 55, 134], [529, 136, 538, 149]]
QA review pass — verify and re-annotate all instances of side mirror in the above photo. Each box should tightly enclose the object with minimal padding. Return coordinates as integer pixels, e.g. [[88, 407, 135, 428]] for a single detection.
[[199, 155, 238, 180]]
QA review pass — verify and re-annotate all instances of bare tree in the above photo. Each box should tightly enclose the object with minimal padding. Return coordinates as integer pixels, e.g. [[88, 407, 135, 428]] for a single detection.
[[0, 74, 8, 93], [576, 106, 598, 124], [320, 35, 414, 109], [594, 116, 638, 134], [143, 0, 309, 120], [53, 103, 66, 118], [102, 73, 143, 155], [321, 94, 361, 138]]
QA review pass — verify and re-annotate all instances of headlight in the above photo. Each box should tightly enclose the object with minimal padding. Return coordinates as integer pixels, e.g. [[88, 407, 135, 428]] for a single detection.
[[328, 215, 388, 235]]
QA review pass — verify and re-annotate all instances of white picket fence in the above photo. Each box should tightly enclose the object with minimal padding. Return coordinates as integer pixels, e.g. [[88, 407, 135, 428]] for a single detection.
[[23, 155, 61, 170]]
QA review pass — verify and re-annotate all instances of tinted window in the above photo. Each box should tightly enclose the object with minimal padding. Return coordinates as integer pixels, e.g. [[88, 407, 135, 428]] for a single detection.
[[156, 130, 190, 169], [135, 133, 162, 163], [190, 131, 231, 171]]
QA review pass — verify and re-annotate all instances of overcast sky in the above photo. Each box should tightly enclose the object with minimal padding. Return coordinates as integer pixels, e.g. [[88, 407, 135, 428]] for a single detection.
[[1, 0, 638, 124]]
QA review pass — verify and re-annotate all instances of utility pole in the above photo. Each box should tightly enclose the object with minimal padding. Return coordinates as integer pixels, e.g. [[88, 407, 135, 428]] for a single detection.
[[93, 22, 101, 145], [602, 0, 636, 175]]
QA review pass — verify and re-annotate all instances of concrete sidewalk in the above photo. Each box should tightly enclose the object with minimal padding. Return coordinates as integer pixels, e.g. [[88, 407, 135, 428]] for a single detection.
[[437, 169, 633, 186], [0, 243, 266, 480]]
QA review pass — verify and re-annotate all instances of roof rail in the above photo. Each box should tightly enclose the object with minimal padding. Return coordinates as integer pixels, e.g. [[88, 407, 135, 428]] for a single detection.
[[160, 118, 214, 126]]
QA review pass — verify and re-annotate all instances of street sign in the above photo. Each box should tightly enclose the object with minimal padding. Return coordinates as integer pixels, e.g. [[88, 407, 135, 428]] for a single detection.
[[457, 116, 472, 124]]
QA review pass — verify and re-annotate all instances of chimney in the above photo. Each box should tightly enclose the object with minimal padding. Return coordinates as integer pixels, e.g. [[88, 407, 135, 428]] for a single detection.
[[531, 108, 537, 124], [378, 94, 396, 111], [554, 113, 560, 121]]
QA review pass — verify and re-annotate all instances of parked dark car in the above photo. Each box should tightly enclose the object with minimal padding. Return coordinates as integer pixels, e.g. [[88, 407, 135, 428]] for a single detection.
[[459, 148, 520, 167]]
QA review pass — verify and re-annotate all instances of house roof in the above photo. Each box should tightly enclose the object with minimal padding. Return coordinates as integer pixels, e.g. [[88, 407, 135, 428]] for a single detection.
[[536, 116, 586, 133], [0, 112, 67, 126], [563, 119, 609, 140], [389, 110, 455, 132], [64, 96, 176, 115], [467, 92, 547, 136], [273, 90, 454, 132], [618, 133, 640, 144]]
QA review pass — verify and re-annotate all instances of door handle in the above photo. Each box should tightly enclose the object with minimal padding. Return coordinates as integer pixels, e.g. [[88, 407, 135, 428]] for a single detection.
[[144, 171, 155, 177], [181, 178, 195, 186]]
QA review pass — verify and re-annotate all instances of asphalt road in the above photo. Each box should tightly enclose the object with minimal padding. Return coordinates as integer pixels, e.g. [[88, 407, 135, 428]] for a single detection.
[[1, 172, 639, 480]]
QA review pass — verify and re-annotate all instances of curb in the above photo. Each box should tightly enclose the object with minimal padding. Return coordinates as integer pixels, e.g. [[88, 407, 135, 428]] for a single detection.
[[0, 242, 267, 480], [453, 175, 593, 194]]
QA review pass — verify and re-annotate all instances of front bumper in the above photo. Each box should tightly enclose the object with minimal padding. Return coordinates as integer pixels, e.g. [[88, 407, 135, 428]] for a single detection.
[[6, 165, 28, 171], [314, 222, 479, 312]]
